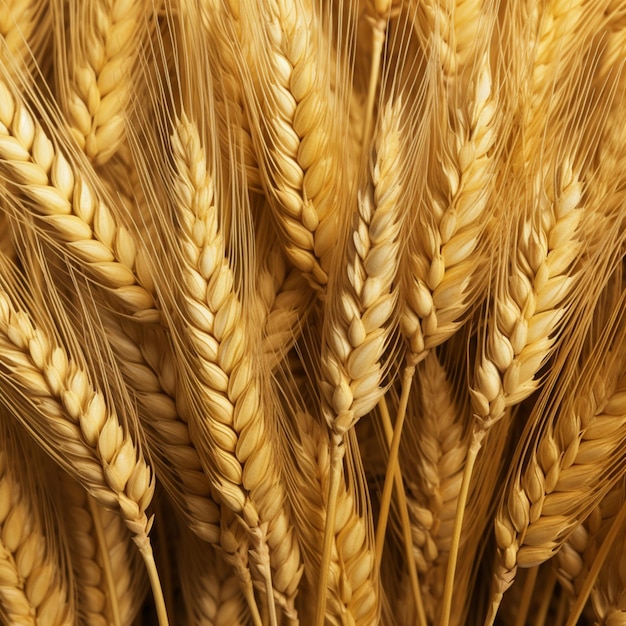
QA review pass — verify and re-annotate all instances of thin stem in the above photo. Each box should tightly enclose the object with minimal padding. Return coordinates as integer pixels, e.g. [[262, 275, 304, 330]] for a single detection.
[[137, 539, 170, 626], [252, 525, 278, 626], [377, 392, 427, 626], [87, 496, 121, 626], [516, 566, 539, 626], [534, 568, 556, 626], [374, 364, 415, 562], [438, 431, 483, 626], [363, 24, 386, 151], [554, 589, 567, 626], [564, 498, 626, 626], [315, 437, 345, 626]]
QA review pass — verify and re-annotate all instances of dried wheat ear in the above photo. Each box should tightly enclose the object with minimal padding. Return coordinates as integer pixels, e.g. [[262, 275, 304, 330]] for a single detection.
[[0, 0, 625, 625]]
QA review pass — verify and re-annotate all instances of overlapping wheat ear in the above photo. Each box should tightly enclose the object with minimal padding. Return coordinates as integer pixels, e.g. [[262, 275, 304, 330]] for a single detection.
[[59, 468, 148, 626], [179, 525, 251, 626], [0, 77, 158, 322], [489, 285, 626, 625], [0, 254, 168, 624], [52, 0, 151, 165], [143, 110, 303, 624], [0, 415, 74, 626]]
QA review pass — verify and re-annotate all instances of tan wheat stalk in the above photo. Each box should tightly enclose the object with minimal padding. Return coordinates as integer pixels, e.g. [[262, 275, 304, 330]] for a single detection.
[[318, 96, 404, 626], [490, 306, 626, 623], [235, 0, 349, 289], [0, 415, 74, 626], [0, 78, 158, 322], [361, 0, 400, 147], [180, 526, 250, 626], [60, 468, 148, 626], [0, 283, 168, 624], [165, 113, 302, 624], [53, 0, 149, 165]]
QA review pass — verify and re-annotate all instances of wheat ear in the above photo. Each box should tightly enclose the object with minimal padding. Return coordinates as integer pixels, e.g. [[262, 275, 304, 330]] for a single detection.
[[0, 416, 74, 626], [219, 508, 262, 626], [196, 1, 261, 192], [253, 230, 313, 371], [0, 80, 157, 321], [291, 413, 378, 625], [60, 468, 148, 626], [399, 351, 469, 621], [490, 311, 626, 623], [53, 0, 149, 165], [166, 114, 302, 623], [180, 526, 250, 626], [562, 480, 626, 626], [238, 0, 347, 289], [0, 286, 168, 625], [441, 157, 584, 625], [101, 312, 222, 545], [0, 0, 49, 81], [317, 96, 403, 626]]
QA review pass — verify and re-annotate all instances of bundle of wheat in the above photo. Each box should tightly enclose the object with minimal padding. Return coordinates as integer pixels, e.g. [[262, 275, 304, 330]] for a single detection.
[[0, 0, 625, 625]]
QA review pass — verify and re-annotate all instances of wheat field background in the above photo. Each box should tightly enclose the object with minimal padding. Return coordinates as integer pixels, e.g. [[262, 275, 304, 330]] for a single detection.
[[0, 0, 624, 624]]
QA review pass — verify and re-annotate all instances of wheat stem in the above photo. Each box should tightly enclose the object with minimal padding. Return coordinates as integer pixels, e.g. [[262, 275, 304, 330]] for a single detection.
[[564, 498, 626, 626], [534, 568, 556, 626], [363, 26, 385, 152], [515, 566, 539, 626], [137, 542, 169, 626], [315, 437, 344, 626], [87, 494, 122, 626], [374, 363, 415, 563], [377, 394, 427, 626]]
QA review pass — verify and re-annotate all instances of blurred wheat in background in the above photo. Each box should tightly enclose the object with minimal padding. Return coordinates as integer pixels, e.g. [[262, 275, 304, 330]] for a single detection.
[[0, 0, 625, 624]]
